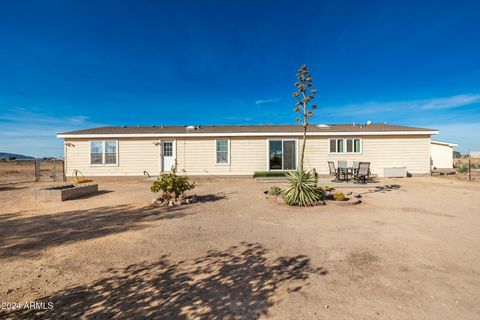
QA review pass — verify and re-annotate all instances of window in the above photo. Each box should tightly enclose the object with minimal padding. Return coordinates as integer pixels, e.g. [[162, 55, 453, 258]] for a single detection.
[[90, 141, 103, 165], [329, 138, 361, 153], [90, 141, 117, 165], [163, 141, 173, 157], [216, 139, 229, 164], [105, 141, 117, 164], [269, 140, 297, 170]]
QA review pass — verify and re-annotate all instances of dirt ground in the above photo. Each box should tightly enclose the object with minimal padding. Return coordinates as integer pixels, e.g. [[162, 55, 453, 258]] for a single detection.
[[0, 174, 479, 319]]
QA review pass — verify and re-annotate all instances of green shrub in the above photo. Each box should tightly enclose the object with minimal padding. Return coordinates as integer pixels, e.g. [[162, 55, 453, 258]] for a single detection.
[[150, 166, 195, 199], [324, 186, 334, 191], [268, 186, 282, 196], [456, 163, 469, 173], [333, 192, 345, 201], [282, 169, 326, 206]]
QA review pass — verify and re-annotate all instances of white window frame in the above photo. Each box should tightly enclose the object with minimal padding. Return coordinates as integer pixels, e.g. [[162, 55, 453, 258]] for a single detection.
[[90, 140, 119, 166], [328, 138, 362, 154], [215, 138, 230, 165], [267, 139, 298, 171]]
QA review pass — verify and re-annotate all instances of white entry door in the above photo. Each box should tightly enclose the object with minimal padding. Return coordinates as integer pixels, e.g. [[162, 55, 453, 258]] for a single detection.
[[162, 141, 175, 171]]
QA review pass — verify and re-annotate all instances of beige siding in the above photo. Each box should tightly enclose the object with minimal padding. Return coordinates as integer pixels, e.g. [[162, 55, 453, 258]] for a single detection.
[[64, 134, 432, 177], [64, 138, 160, 176], [176, 137, 268, 175], [303, 135, 431, 176], [431, 143, 454, 169]]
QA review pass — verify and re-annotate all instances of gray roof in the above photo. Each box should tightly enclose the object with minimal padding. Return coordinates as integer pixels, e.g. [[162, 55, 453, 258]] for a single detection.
[[59, 124, 436, 135]]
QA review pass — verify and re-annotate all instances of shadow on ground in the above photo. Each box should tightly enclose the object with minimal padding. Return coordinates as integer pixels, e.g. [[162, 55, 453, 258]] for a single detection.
[[361, 184, 401, 195], [0, 204, 195, 260], [195, 192, 227, 203], [0, 185, 28, 191], [7, 242, 327, 319]]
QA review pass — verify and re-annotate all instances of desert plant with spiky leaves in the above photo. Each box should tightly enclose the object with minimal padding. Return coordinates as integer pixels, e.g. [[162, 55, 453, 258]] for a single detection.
[[282, 169, 326, 206], [293, 65, 318, 170]]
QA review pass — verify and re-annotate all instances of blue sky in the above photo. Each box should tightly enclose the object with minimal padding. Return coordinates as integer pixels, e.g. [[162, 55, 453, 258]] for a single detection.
[[0, 0, 479, 157]]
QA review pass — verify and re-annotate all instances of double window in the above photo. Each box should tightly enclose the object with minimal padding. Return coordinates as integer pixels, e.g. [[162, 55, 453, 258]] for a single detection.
[[269, 140, 297, 170], [216, 139, 229, 164], [329, 138, 361, 153], [90, 141, 118, 165]]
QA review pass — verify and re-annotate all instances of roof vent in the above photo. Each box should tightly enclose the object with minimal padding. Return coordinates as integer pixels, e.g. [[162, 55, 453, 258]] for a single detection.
[[185, 125, 200, 131]]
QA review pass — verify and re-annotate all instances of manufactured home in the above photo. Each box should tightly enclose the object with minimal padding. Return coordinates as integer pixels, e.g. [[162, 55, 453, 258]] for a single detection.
[[57, 124, 440, 177]]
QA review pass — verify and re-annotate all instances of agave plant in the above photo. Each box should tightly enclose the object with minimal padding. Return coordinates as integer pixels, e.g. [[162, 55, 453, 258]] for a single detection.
[[282, 169, 325, 206]]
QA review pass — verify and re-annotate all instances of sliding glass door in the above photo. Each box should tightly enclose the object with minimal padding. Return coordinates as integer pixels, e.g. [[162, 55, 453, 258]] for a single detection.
[[269, 140, 297, 170]]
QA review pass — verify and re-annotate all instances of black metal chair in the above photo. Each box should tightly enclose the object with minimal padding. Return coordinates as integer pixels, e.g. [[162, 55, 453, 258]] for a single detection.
[[328, 161, 348, 181], [354, 162, 371, 183]]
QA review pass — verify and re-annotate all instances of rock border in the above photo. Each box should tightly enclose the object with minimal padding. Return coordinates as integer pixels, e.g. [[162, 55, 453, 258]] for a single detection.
[[152, 194, 198, 207], [265, 190, 362, 207]]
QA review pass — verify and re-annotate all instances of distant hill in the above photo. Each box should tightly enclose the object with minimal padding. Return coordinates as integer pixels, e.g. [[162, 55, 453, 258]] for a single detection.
[[0, 152, 35, 160]]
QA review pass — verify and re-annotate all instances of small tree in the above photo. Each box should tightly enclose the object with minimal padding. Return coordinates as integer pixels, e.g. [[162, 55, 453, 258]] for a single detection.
[[293, 65, 318, 170]]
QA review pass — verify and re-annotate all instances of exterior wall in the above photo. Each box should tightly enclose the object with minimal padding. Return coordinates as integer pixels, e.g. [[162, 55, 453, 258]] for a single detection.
[[431, 143, 454, 169], [64, 138, 160, 176], [176, 137, 270, 175], [63, 134, 432, 177], [303, 135, 432, 176]]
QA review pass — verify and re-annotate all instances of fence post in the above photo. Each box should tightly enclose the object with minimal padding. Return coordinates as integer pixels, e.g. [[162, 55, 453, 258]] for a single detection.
[[62, 160, 66, 182], [51, 160, 57, 182], [469, 156, 472, 182], [35, 159, 40, 182]]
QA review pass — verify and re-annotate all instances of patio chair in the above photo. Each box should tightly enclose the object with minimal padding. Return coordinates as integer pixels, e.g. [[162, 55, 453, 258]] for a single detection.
[[338, 160, 348, 170], [351, 161, 359, 175], [328, 161, 348, 181], [338, 160, 349, 174], [354, 162, 371, 183]]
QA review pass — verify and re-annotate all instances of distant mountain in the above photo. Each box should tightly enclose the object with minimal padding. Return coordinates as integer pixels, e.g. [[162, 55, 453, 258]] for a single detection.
[[0, 152, 35, 160]]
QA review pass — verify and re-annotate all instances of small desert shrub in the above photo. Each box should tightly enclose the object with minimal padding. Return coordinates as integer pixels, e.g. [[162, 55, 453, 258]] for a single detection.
[[324, 186, 334, 191], [333, 192, 345, 201], [150, 166, 195, 200], [282, 169, 326, 206], [268, 186, 282, 196], [456, 163, 469, 173]]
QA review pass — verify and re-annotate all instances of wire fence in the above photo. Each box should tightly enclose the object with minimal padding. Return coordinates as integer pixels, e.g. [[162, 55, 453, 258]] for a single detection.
[[0, 159, 65, 184]]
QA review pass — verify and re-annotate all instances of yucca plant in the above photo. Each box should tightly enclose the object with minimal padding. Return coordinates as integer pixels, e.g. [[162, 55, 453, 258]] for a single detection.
[[282, 169, 325, 206]]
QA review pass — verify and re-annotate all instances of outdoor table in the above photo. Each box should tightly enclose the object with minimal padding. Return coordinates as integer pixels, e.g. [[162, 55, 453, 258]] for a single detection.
[[337, 167, 350, 181], [338, 167, 358, 181]]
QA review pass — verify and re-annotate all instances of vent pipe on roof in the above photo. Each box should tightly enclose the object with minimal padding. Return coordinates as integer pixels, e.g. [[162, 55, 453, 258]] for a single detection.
[[185, 125, 200, 131]]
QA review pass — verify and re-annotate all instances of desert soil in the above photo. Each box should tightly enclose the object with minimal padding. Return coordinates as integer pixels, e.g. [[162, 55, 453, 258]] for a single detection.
[[0, 171, 479, 319]]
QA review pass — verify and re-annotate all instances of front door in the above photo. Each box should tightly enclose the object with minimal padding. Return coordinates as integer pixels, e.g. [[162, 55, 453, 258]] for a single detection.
[[162, 141, 175, 171]]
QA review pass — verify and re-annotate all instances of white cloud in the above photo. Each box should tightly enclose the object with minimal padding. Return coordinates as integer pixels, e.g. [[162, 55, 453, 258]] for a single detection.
[[0, 108, 103, 158], [325, 94, 480, 117], [255, 98, 280, 105]]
